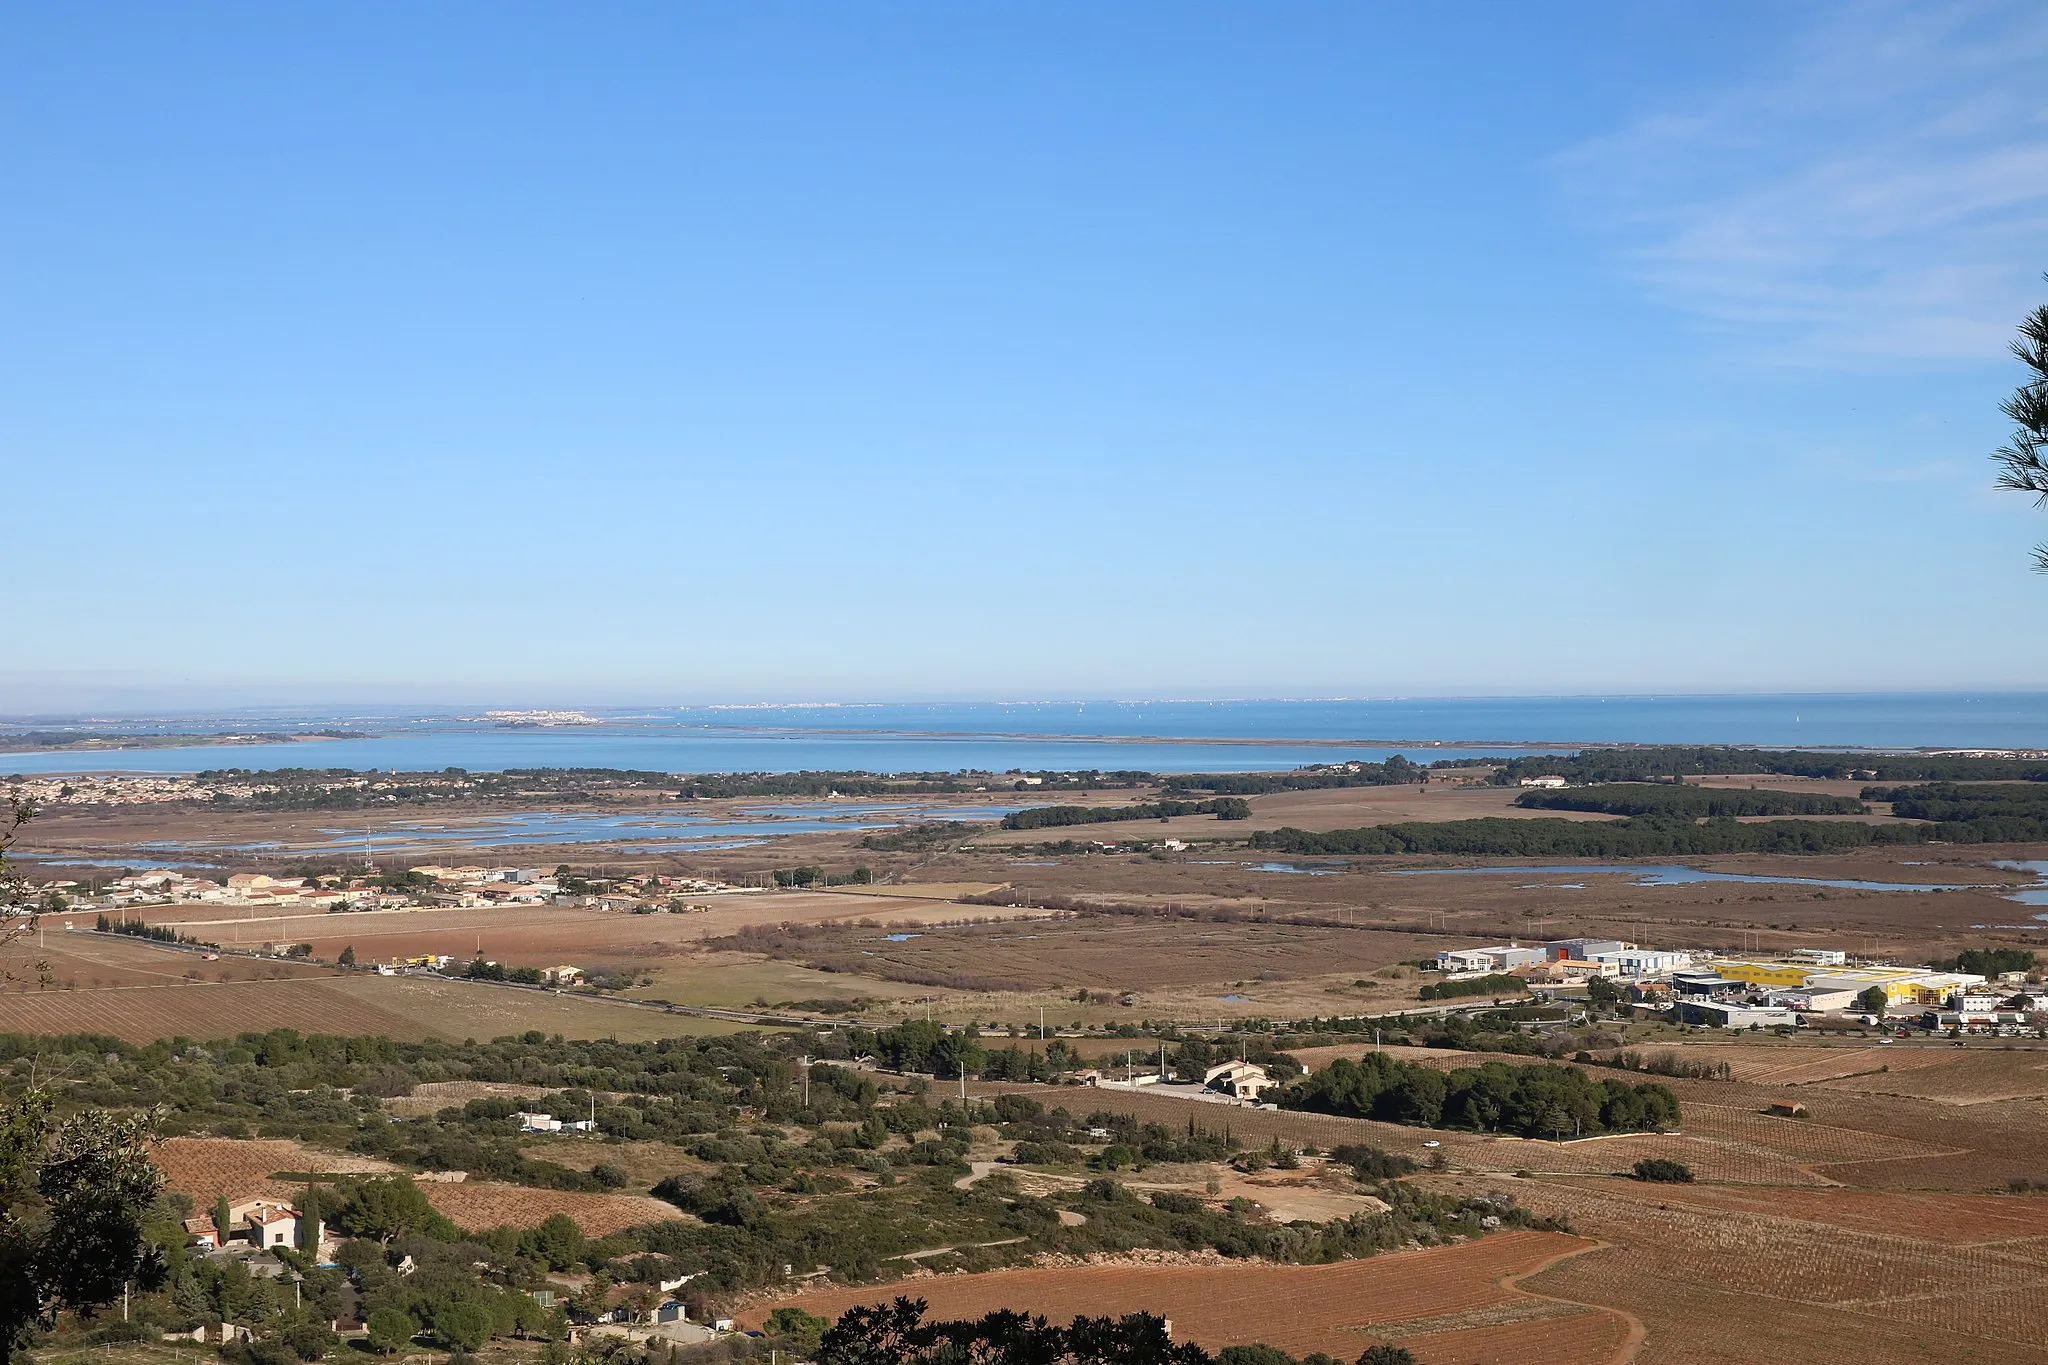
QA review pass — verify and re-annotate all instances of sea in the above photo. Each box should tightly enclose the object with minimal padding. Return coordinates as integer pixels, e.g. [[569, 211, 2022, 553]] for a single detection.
[[1, 693, 2044, 777]]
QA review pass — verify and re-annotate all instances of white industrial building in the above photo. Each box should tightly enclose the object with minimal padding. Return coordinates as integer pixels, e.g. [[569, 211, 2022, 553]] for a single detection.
[[1437, 945, 1548, 973], [1773, 986, 1859, 1012], [1589, 948, 1693, 977], [1676, 999, 1799, 1028]]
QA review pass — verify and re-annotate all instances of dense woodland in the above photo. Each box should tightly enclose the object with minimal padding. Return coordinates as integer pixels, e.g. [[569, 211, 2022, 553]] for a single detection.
[[1285, 1053, 1680, 1139], [1515, 783, 1865, 817], [1870, 782, 2048, 840]]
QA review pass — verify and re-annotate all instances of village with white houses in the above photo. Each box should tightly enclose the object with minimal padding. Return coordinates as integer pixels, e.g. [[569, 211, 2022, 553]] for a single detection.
[[39, 861, 749, 980], [80, 864, 739, 915]]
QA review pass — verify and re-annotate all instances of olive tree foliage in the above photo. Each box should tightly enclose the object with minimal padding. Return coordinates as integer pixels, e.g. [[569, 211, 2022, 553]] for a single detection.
[[1991, 281, 2048, 571], [0, 1093, 170, 1363], [0, 797, 49, 986], [0, 794, 170, 1363]]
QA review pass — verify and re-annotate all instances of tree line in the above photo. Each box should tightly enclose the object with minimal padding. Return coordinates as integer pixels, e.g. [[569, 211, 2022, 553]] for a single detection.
[[1491, 747, 2048, 785], [1417, 973, 1525, 1001], [94, 914, 214, 947], [1162, 756, 1434, 795], [1001, 799, 1251, 830], [1249, 815, 1914, 857], [1930, 948, 2037, 976]]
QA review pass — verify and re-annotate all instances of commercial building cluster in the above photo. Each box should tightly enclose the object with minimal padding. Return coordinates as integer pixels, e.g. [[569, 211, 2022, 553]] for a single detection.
[[1437, 938, 2038, 1032]]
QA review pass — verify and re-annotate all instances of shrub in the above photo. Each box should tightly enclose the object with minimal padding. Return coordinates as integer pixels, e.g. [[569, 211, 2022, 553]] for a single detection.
[[1219, 1347, 1296, 1365], [1149, 1190, 1206, 1215], [1330, 1144, 1418, 1181], [1632, 1158, 1695, 1183], [765, 1307, 830, 1355], [282, 1322, 340, 1361]]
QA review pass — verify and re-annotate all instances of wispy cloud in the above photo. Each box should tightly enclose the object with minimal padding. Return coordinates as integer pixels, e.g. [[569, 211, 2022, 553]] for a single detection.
[[1556, 0, 2048, 365]]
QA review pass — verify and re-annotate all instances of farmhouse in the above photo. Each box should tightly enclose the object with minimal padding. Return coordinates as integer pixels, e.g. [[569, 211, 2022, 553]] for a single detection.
[[1203, 1061, 1278, 1101], [220, 1198, 320, 1252]]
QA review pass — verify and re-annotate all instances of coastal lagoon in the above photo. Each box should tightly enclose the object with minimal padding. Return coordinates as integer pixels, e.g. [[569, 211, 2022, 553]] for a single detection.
[[4, 692, 2045, 776]]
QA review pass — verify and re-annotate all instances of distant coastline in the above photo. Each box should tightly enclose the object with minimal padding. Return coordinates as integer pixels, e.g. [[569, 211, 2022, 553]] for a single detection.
[[0, 730, 363, 754]]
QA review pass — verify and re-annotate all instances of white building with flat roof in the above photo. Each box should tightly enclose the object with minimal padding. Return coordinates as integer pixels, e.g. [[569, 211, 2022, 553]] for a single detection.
[[1437, 945, 1548, 973], [1589, 948, 1694, 977]]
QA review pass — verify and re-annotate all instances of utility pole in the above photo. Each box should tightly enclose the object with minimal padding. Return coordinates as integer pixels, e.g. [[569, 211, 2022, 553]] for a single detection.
[[799, 1055, 811, 1108]]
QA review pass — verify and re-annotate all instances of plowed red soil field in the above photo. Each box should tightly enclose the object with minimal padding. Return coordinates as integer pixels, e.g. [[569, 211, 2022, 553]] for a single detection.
[[1477, 1177, 2048, 1355], [0, 977, 431, 1043], [419, 1182, 679, 1236], [743, 1231, 1629, 1362], [1544, 1177, 2048, 1245], [154, 1137, 396, 1204], [152, 1137, 677, 1236], [1528, 1243, 2048, 1365], [13, 932, 336, 990], [1813, 1049, 2048, 1104]]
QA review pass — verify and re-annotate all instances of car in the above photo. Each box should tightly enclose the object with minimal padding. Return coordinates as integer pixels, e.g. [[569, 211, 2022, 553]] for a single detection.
[[1422, 1140, 1442, 1148]]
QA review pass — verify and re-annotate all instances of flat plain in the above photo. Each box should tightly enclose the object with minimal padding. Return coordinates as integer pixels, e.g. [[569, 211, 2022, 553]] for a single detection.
[[17, 779, 2048, 1364]]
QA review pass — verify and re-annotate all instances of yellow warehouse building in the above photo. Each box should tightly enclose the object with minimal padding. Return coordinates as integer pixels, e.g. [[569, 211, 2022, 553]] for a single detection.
[[1707, 961, 1979, 1007]]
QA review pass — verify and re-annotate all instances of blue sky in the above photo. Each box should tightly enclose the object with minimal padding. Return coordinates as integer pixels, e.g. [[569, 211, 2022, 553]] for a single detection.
[[5, 1, 2047, 709]]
